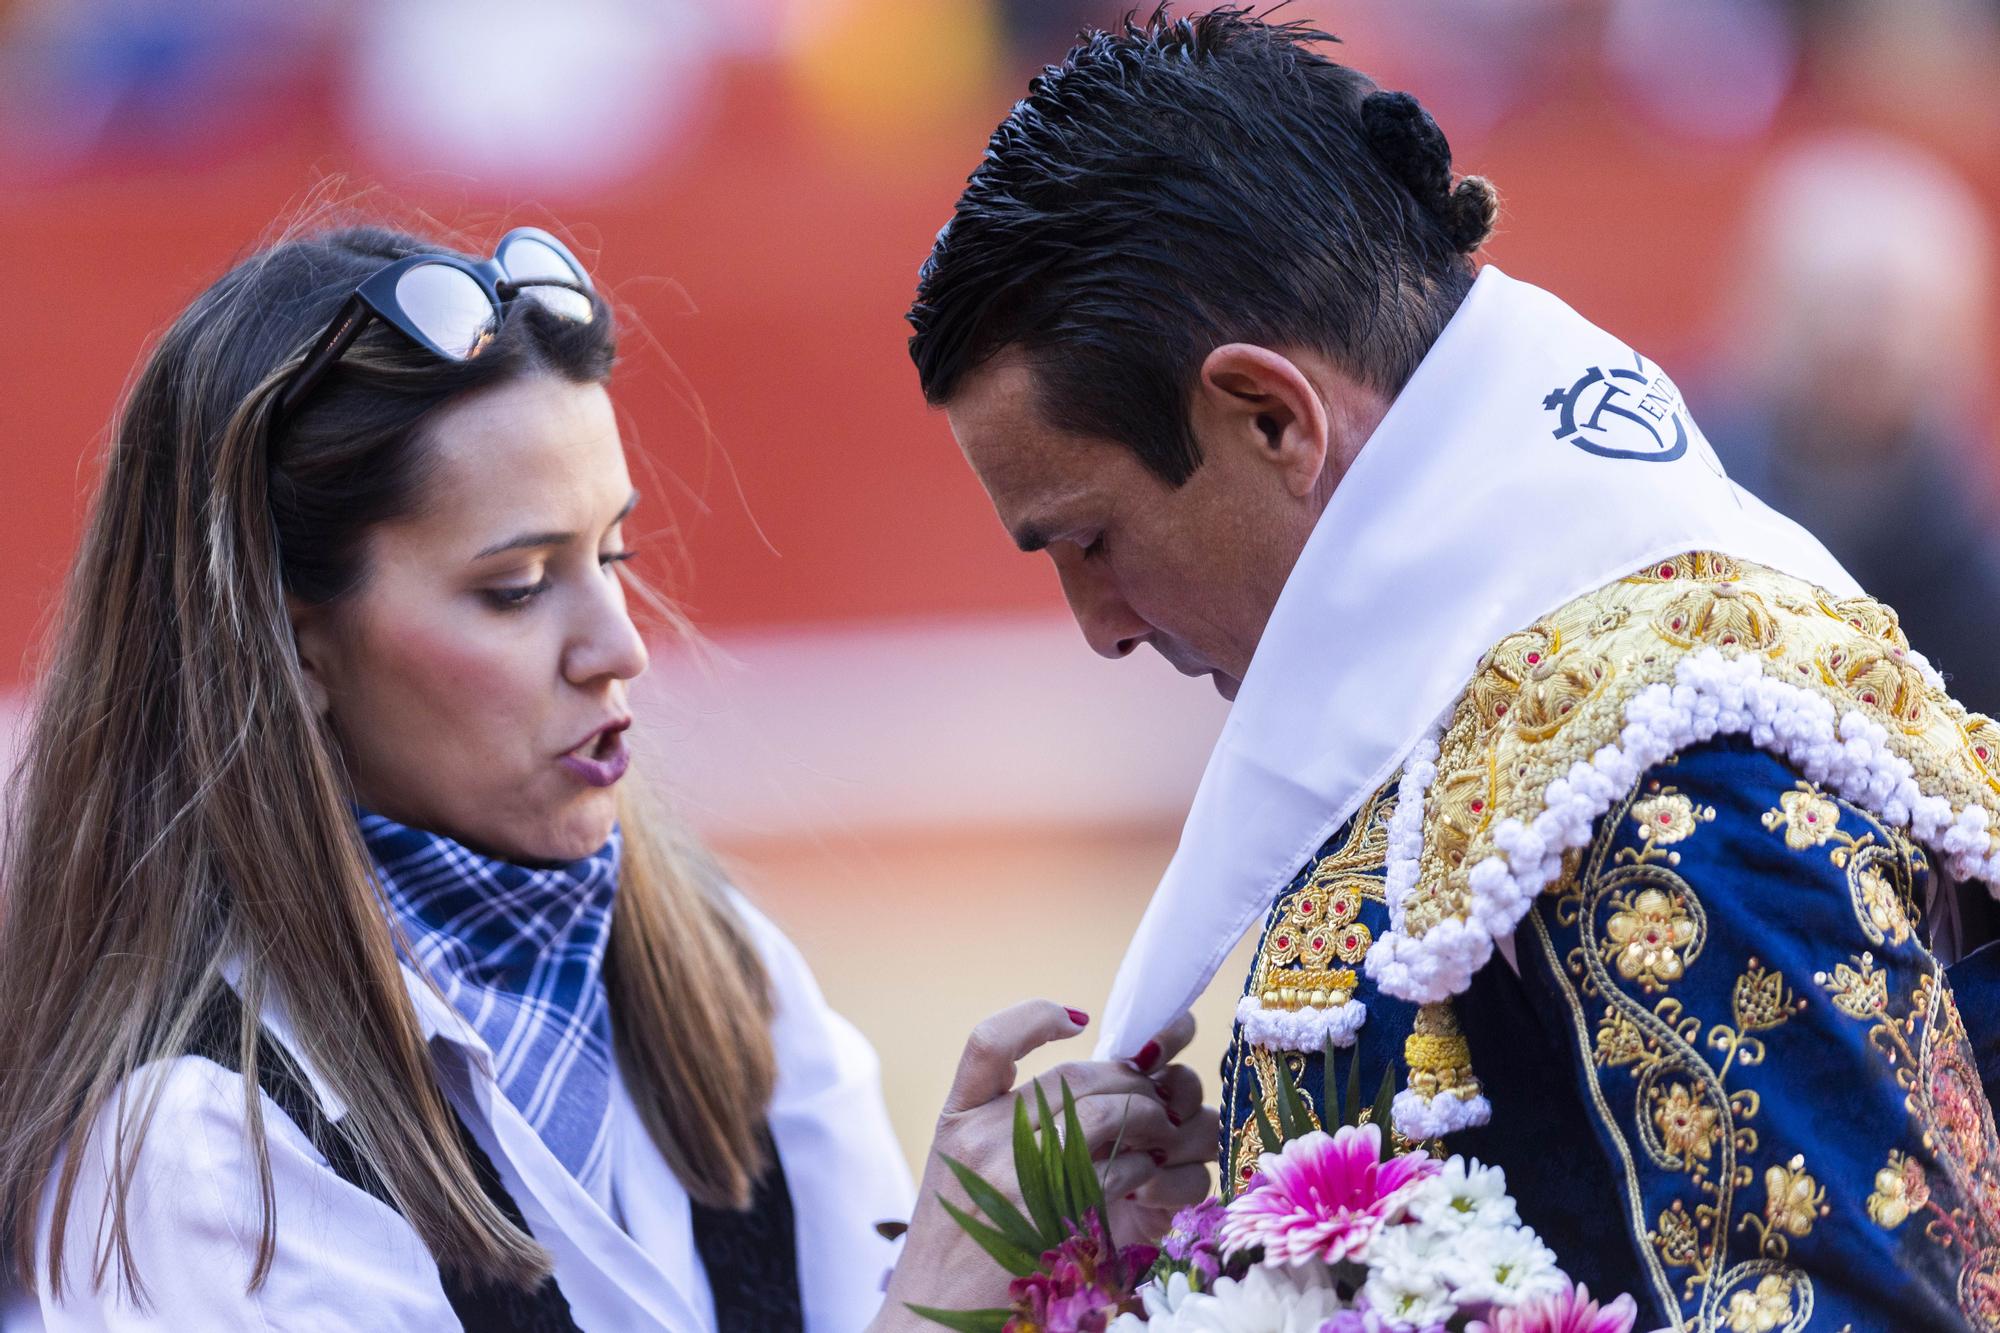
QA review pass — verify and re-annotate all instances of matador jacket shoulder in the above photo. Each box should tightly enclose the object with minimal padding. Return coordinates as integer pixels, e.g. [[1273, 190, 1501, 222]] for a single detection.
[[1219, 552, 2000, 1331]]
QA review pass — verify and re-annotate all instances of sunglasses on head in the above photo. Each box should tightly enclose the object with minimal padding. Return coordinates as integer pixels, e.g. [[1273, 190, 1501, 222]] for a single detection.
[[275, 227, 596, 422]]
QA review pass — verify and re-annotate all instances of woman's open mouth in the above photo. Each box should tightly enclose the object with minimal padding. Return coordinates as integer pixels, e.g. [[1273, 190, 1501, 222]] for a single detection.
[[559, 720, 632, 788]]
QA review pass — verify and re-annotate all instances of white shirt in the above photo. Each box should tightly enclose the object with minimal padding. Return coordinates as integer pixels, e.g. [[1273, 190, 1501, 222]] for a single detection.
[[15, 900, 912, 1332]]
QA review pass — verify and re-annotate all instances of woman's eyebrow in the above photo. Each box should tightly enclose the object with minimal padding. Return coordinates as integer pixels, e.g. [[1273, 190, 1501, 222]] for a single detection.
[[473, 493, 639, 560]]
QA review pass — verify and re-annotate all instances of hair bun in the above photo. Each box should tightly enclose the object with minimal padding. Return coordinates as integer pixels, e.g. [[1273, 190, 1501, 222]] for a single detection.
[[1361, 89, 1494, 253]]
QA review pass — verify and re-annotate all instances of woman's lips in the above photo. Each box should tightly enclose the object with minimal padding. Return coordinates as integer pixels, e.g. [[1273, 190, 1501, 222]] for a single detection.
[[559, 722, 631, 788]]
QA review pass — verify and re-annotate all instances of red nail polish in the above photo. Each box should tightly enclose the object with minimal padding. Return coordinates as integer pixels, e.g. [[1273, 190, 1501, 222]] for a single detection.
[[1149, 1149, 1166, 1166], [1135, 1040, 1162, 1072], [1166, 1108, 1183, 1127], [1065, 1007, 1090, 1027]]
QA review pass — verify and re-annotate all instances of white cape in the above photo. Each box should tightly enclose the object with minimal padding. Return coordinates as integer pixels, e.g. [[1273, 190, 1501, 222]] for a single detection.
[[1097, 267, 1856, 1060]]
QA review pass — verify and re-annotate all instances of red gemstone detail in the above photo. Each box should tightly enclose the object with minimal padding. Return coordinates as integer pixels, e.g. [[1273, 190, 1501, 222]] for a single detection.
[[1806, 814, 1817, 823], [1312, 937, 1325, 950], [1979, 747, 1991, 761], [1496, 703, 1508, 715], [1470, 800, 1485, 813], [1526, 652, 1542, 665], [1276, 936, 1290, 948], [1345, 935, 1358, 949], [1671, 619, 1684, 631], [1659, 813, 1673, 824], [1660, 565, 1676, 578], [1862, 692, 1877, 704]]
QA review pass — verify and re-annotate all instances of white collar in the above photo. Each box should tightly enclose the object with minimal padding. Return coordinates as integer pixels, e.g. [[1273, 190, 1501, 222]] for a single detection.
[[1096, 267, 1855, 1058]]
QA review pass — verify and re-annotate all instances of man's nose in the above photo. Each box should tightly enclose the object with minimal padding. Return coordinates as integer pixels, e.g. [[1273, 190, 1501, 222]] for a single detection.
[[1053, 552, 1149, 660]]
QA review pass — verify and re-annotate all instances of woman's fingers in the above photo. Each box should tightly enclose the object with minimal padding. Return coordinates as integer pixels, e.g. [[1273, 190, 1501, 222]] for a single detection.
[[1099, 1154, 1211, 1207], [943, 1001, 1088, 1114], [1070, 1091, 1219, 1168], [1021, 1058, 1170, 1112], [1125, 1010, 1198, 1074], [1150, 1064, 1204, 1126]]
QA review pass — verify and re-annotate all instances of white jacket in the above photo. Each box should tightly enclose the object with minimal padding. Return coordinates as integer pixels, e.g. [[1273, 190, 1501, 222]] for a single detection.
[[12, 900, 912, 1332]]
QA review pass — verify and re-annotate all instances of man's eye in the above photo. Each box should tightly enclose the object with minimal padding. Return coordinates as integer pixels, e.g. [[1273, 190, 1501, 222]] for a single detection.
[[485, 579, 551, 610]]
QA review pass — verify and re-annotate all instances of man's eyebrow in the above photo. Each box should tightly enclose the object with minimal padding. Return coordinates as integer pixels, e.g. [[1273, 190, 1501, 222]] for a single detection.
[[474, 491, 640, 560]]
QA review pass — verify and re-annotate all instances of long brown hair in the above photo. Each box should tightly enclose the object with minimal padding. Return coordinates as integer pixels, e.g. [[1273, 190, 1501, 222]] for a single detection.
[[0, 221, 777, 1300]]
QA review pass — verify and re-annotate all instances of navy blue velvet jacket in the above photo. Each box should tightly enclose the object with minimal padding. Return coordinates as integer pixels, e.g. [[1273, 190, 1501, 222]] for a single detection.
[[1220, 736, 2000, 1332]]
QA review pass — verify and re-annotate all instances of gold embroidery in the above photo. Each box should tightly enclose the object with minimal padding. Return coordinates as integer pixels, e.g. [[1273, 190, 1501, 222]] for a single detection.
[[1552, 775, 1820, 1320], [1744, 1154, 1826, 1250], [1226, 783, 1399, 1191], [1819, 950, 2000, 1328], [1244, 785, 1394, 1016], [1723, 1272, 1800, 1332], [1761, 788, 1843, 851], [1866, 1150, 1929, 1230], [1403, 1001, 1482, 1103], [1605, 887, 1700, 990], [1630, 789, 1715, 856], [1402, 552, 2000, 950]]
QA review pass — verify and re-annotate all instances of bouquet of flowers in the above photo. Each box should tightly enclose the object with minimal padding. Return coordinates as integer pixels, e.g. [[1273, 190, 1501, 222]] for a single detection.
[[912, 1054, 1643, 1333]]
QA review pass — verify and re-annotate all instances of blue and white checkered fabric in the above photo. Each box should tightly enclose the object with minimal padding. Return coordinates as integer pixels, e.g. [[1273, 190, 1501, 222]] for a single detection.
[[360, 811, 622, 1193]]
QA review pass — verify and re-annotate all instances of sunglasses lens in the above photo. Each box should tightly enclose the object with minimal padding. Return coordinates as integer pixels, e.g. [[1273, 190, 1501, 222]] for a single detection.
[[500, 236, 594, 323], [394, 263, 497, 359]]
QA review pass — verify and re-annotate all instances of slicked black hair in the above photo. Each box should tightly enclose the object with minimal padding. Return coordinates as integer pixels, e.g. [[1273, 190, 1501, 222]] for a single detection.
[[908, 5, 1496, 486]]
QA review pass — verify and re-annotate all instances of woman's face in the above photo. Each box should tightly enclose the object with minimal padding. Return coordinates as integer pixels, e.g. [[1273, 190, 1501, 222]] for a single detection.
[[296, 374, 649, 864]]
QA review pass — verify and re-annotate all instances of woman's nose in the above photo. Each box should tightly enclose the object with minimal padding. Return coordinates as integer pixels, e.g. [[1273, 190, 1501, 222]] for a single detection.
[[564, 575, 650, 685]]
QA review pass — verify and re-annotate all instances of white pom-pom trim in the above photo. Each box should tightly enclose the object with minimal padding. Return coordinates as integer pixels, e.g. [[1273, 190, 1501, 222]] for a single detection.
[[1391, 1087, 1492, 1138], [1366, 646, 2000, 1005], [1233, 994, 1367, 1051]]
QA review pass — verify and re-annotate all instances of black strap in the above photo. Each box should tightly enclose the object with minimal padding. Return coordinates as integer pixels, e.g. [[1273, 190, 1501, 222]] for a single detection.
[[187, 989, 802, 1332]]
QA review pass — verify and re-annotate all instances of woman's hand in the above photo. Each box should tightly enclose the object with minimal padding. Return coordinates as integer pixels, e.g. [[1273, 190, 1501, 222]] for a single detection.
[[870, 1001, 1218, 1331]]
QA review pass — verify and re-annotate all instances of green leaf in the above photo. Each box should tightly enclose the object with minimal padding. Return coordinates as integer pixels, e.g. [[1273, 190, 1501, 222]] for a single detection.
[[1060, 1078, 1107, 1221], [1012, 1094, 1062, 1246], [1370, 1061, 1397, 1135], [1275, 1059, 1313, 1142], [1251, 1101, 1282, 1155], [1034, 1081, 1069, 1224], [905, 1303, 1012, 1332], [1342, 1041, 1364, 1129], [937, 1195, 1041, 1276], [940, 1154, 1045, 1258]]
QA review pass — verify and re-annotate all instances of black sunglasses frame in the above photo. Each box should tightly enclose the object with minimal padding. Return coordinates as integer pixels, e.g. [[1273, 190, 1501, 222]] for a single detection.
[[274, 226, 594, 423]]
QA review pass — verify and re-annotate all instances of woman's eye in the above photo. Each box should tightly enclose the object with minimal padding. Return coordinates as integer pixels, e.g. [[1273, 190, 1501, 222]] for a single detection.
[[484, 579, 551, 611], [600, 550, 636, 570]]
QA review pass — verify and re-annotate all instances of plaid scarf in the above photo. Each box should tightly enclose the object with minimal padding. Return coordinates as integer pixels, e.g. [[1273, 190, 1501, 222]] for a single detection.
[[360, 811, 621, 1193]]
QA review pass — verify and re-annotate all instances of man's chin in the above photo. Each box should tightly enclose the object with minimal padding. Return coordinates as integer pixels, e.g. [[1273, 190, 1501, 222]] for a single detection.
[[1210, 672, 1241, 701]]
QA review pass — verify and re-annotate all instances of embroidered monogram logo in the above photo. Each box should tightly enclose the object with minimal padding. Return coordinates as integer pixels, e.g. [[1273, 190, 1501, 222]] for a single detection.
[[1543, 356, 1690, 462]]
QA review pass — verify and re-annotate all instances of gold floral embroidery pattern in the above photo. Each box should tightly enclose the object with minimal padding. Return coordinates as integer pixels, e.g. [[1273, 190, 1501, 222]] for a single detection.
[[1402, 553, 2000, 950], [1866, 1150, 1930, 1230], [1818, 954, 2000, 1328], [1244, 785, 1394, 1017], [1606, 887, 1701, 990], [1542, 774, 1816, 1326], [1227, 783, 1397, 1189], [1762, 782, 1927, 949]]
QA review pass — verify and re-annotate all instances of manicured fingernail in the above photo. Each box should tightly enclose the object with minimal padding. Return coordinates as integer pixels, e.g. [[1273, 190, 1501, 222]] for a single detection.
[[1166, 1108, 1183, 1126], [1125, 1192, 1138, 1201], [1134, 1040, 1162, 1072], [1065, 1007, 1090, 1027], [1149, 1149, 1167, 1166]]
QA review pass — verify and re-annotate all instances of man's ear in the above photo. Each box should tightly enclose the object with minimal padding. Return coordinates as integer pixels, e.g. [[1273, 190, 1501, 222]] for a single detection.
[[1193, 343, 1332, 499], [287, 596, 333, 718]]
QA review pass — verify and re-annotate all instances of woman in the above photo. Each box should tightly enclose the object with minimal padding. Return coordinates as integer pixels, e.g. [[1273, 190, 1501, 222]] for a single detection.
[[0, 221, 1215, 1330]]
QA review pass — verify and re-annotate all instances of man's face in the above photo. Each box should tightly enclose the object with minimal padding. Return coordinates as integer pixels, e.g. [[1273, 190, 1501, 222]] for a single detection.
[[947, 352, 1317, 699]]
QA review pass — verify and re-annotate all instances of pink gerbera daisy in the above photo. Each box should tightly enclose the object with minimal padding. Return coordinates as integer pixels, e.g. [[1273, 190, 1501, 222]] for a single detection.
[[1221, 1124, 1439, 1266], [1466, 1280, 1639, 1333]]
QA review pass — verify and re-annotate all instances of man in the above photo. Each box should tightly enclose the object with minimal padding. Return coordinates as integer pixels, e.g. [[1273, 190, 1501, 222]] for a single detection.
[[908, 8, 2000, 1331]]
